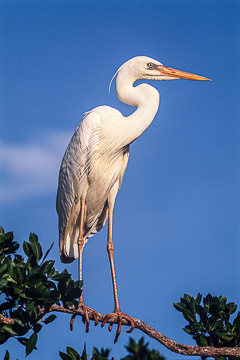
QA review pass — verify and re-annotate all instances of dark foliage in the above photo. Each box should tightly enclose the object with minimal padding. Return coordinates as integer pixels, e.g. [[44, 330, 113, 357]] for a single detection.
[[59, 343, 113, 360], [174, 293, 240, 360], [1, 226, 239, 359], [59, 337, 166, 360], [0, 226, 82, 356], [122, 337, 166, 360]]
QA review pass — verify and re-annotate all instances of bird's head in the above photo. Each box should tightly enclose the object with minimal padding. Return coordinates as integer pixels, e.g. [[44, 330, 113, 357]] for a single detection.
[[113, 56, 211, 85]]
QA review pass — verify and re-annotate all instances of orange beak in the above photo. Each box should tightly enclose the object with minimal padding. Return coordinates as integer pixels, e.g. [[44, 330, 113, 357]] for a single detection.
[[156, 65, 211, 81]]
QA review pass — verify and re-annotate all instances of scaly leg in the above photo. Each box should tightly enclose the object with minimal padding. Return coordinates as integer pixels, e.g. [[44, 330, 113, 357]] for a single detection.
[[70, 199, 98, 332], [101, 206, 134, 343]]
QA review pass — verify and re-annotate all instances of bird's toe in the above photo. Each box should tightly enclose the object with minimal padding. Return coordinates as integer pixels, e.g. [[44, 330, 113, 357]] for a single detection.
[[101, 310, 135, 343]]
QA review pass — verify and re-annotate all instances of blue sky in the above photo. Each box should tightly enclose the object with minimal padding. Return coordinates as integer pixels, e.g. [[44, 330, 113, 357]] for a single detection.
[[0, 0, 239, 359]]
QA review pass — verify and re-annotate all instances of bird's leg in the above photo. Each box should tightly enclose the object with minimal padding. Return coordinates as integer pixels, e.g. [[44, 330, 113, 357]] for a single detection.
[[107, 207, 120, 311], [78, 199, 85, 286], [70, 200, 98, 332], [101, 206, 135, 343]]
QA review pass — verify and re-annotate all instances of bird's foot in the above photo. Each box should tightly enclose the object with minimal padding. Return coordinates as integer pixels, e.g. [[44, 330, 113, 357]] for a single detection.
[[101, 309, 135, 343], [70, 301, 98, 332]]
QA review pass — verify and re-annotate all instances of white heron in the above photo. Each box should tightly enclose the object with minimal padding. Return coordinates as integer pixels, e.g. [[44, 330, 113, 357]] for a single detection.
[[56, 56, 210, 342]]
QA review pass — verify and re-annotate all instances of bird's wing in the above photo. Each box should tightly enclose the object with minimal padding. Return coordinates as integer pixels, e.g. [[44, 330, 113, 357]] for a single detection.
[[56, 111, 101, 259]]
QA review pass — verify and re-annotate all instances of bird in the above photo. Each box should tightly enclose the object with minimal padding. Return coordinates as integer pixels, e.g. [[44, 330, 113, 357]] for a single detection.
[[56, 56, 210, 342]]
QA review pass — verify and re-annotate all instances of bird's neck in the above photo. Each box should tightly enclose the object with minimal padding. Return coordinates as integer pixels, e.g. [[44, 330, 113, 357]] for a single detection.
[[115, 74, 160, 144]]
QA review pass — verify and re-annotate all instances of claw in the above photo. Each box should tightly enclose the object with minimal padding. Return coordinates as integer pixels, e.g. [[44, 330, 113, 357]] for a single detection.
[[126, 316, 135, 334], [101, 314, 110, 328], [101, 310, 135, 343], [114, 319, 121, 343], [78, 301, 99, 332], [92, 310, 99, 326], [84, 307, 90, 333], [70, 314, 76, 331]]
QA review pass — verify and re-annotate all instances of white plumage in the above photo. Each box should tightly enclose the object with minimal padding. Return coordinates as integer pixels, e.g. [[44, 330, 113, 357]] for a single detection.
[[56, 56, 209, 263], [56, 56, 210, 339], [57, 108, 130, 261]]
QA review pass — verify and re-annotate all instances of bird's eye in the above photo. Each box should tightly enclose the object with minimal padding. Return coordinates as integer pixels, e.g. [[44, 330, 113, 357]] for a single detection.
[[147, 62, 154, 68]]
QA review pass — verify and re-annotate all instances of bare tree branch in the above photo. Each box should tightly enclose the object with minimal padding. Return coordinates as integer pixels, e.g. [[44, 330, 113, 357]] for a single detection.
[[43, 305, 240, 357], [0, 314, 15, 325], [2, 306, 240, 358]]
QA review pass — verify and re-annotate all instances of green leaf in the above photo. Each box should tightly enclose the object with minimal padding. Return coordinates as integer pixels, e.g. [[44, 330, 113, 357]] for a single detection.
[[29, 233, 42, 262], [67, 287, 82, 299], [52, 269, 70, 281], [13, 265, 25, 284], [23, 241, 32, 257], [0, 264, 8, 276], [210, 320, 222, 331], [173, 302, 186, 312], [40, 260, 55, 274], [226, 302, 237, 315], [66, 346, 80, 359], [41, 242, 54, 264], [199, 307, 208, 324], [183, 294, 191, 303], [2, 325, 19, 335], [183, 327, 194, 335], [43, 314, 57, 324], [182, 309, 196, 323], [26, 332, 38, 356], [190, 297, 196, 314], [16, 337, 28, 346], [81, 343, 88, 360], [33, 323, 42, 333], [215, 329, 232, 342], [0, 279, 8, 287], [196, 293, 202, 305], [0, 331, 11, 345], [203, 293, 213, 307], [26, 302, 38, 321], [59, 352, 72, 360], [232, 312, 240, 331], [195, 304, 203, 316], [5, 231, 14, 241], [27, 273, 47, 286], [0, 226, 4, 235], [199, 336, 209, 346], [218, 296, 226, 311], [14, 318, 25, 327], [73, 280, 83, 289]]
